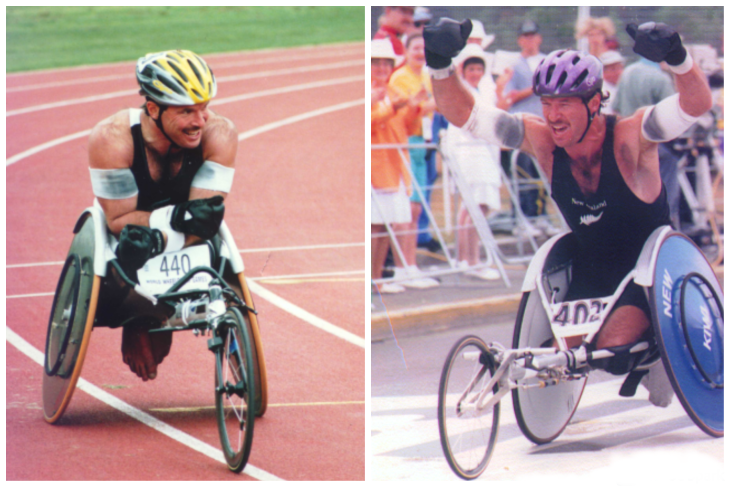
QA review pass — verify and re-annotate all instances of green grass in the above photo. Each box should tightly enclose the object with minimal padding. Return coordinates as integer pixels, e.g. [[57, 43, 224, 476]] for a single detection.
[[6, 6, 364, 72]]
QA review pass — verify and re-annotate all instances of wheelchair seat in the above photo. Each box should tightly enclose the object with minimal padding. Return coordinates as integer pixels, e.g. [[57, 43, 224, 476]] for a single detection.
[[43, 205, 269, 423], [514, 225, 723, 441]]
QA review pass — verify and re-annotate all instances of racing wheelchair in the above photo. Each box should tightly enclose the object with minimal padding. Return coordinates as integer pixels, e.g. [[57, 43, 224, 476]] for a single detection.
[[438, 226, 723, 480], [42, 204, 268, 473]]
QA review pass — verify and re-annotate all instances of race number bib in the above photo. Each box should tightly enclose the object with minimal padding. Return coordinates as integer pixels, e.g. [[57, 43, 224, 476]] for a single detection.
[[137, 246, 212, 295]]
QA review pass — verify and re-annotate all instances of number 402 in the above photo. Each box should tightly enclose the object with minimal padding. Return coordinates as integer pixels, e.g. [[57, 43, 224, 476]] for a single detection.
[[552, 299, 603, 326]]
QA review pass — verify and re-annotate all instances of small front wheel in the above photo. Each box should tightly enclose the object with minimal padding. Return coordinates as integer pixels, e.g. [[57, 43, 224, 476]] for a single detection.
[[438, 335, 500, 480], [212, 307, 255, 473]]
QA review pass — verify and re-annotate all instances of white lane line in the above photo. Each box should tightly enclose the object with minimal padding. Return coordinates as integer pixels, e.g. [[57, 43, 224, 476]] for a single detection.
[[247, 280, 365, 349], [6, 72, 363, 118], [7, 242, 364, 269], [7, 52, 363, 93], [6, 129, 92, 166], [251, 270, 364, 282], [5, 271, 364, 299], [238, 98, 363, 142], [6, 292, 55, 299], [6, 42, 362, 80], [7, 80, 363, 167], [218, 76, 362, 110], [5, 326, 283, 481], [240, 242, 364, 253]]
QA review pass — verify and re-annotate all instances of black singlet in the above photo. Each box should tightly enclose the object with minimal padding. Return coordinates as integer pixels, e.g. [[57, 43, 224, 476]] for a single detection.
[[129, 109, 205, 212], [550, 115, 671, 299]]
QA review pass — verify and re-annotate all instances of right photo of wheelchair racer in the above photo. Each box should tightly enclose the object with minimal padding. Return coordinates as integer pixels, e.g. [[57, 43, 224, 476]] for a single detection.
[[424, 20, 713, 402], [87, 50, 237, 381]]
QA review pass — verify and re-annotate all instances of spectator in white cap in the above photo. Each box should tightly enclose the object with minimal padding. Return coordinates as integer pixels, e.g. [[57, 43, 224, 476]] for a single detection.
[[442, 43, 502, 280], [407, 6, 432, 35], [599, 50, 625, 114], [467, 19, 495, 51], [374, 7, 415, 67], [371, 38, 433, 293]]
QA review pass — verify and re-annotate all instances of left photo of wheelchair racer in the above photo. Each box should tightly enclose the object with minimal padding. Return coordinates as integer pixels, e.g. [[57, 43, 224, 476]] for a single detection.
[[88, 50, 237, 381]]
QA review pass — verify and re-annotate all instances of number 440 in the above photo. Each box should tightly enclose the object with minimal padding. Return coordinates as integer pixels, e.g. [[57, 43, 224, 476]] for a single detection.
[[159, 254, 192, 277]]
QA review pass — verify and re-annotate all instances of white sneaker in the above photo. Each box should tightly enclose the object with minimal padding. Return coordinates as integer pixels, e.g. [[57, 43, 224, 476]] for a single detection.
[[403, 276, 440, 289], [378, 282, 406, 294], [466, 267, 501, 281], [397, 266, 439, 289], [640, 363, 674, 408]]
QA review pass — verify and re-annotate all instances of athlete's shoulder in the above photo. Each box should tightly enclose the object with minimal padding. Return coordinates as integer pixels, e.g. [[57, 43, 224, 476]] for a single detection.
[[523, 114, 555, 151], [202, 111, 238, 168], [88, 109, 135, 169], [614, 108, 651, 148]]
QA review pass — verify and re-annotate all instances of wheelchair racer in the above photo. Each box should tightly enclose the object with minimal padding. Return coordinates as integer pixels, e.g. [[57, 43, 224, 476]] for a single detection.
[[88, 50, 238, 381], [425, 22, 712, 399]]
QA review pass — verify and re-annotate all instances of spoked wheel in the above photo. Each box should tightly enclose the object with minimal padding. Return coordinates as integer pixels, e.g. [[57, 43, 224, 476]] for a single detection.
[[438, 335, 500, 480], [212, 307, 255, 473]]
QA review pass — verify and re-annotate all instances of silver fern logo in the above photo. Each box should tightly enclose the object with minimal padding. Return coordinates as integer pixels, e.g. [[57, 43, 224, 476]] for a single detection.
[[580, 211, 603, 226]]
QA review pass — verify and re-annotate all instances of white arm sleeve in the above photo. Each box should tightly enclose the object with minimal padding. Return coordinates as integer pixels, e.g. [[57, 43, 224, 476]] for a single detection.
[[641, 93, 699, 142], [191, 160, 235, 193], [462, 97, 525, 150]]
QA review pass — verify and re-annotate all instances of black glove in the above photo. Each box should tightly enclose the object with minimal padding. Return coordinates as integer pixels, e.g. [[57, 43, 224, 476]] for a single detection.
[[626, 22, 687, 66], [423, 18, 472, 69], [170, 195, 225, 240], [116, 225, 165, 277]]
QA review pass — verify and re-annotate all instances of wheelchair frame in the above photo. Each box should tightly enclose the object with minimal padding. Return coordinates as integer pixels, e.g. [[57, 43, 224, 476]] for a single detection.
[[438, 225, 724, 480], [42, 205, 269, 472]]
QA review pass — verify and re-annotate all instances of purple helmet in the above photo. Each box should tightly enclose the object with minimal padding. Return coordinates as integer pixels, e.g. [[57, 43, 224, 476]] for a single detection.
[[533, 49, 603, 98]]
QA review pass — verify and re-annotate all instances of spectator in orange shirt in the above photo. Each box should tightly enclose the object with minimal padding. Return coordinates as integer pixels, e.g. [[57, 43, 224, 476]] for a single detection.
[[373, 6, 415, 67], [371, 39, 422, 293]]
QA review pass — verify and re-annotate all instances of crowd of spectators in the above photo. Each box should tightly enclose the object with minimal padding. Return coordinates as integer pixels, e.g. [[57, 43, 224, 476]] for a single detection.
[[372, 7, 723, 294]]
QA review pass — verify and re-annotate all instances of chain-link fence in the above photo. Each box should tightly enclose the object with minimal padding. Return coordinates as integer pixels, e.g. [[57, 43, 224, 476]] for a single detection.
[[371, 6, 723, 67]]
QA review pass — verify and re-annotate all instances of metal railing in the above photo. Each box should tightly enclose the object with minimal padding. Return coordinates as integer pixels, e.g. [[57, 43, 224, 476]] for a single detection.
[[371, 141, 568, 288]]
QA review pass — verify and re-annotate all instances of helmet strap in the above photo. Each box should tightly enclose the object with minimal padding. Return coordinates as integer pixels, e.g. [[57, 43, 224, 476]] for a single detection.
[[148, 101, 179, 158], [577, 93, 601, 144]]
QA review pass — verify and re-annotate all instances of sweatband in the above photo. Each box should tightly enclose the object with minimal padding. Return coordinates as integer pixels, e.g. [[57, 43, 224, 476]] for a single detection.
[[191, 160, 235, 193], [428, 62, 456, 80], [89, 168, 139, 200], [641, 93, 699, 142], [463, 99, 525, 150], [149, 205, 185, 252], [667, 51, 693, 75]]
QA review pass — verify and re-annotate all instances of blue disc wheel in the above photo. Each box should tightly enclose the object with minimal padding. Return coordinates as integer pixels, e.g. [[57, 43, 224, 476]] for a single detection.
[[648, 232, 723, 437]]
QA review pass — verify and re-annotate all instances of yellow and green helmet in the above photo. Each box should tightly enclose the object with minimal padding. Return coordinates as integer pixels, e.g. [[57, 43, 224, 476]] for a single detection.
[[136, 50, 217, 106]]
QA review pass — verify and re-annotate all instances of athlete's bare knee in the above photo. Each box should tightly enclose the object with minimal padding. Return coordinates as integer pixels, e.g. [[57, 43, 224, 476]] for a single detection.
[[595, 305, 650, 349]]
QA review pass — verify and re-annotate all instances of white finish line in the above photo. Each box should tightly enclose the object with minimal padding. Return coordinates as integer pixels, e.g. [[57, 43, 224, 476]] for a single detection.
[[5, 327, 282, 481]]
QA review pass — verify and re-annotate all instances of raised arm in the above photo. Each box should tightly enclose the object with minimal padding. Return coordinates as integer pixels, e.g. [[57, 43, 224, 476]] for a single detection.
[[627, 22, 713, 143], [423, 18, 475, 127], [424, 18, 527, 153]]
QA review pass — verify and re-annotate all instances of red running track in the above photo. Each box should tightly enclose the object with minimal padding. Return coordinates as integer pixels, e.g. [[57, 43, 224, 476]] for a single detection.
[[6, 43, 366, 481]]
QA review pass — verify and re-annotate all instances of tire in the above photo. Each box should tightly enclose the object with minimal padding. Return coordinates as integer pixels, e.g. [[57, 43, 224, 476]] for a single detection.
[[647, 232, 724, 437], [511, 291, 586, 444], [44, 254, 81, 377], [43, 214, 100, 423], [213, 307, 255, 473], [438, 335, 500, 480], [229, 271, 268, 417]]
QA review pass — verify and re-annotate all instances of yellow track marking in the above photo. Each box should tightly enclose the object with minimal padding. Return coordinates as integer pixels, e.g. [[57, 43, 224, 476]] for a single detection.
[[149, 400, 364, 413]]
